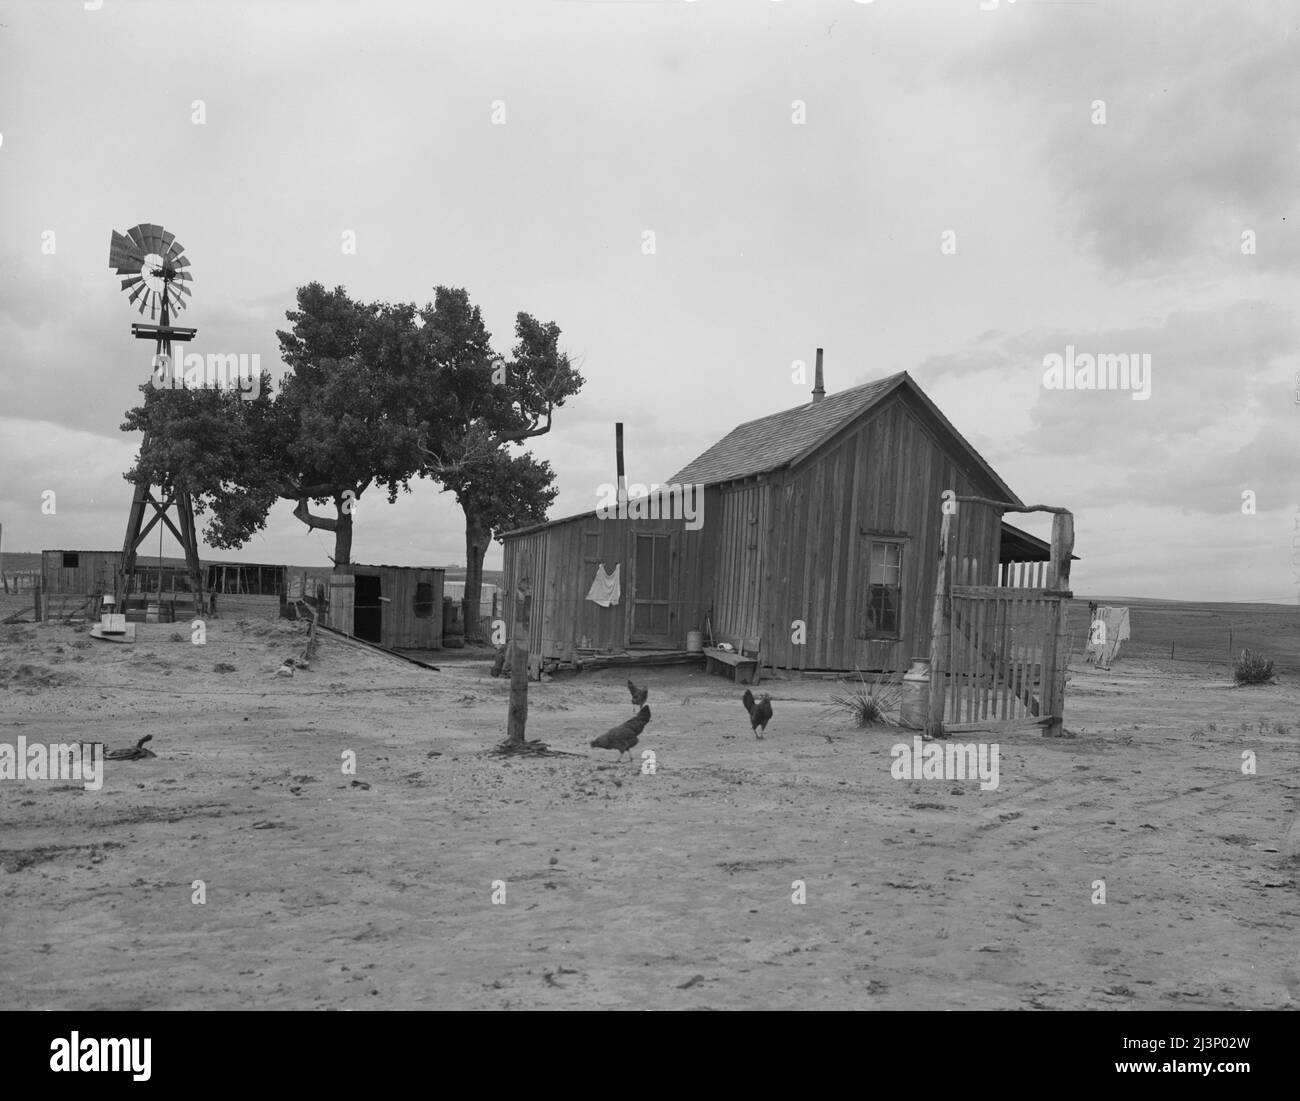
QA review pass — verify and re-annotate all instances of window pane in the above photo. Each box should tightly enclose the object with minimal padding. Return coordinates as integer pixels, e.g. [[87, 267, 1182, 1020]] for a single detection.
[[870, 543, 886, 580]]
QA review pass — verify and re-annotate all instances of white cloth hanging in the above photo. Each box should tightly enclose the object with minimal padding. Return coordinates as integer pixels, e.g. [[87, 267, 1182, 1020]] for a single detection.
[[586, 563, 621, 607]]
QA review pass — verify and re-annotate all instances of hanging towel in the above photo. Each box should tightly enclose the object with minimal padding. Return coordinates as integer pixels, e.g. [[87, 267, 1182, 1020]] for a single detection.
[[586, 563, 621, 607], [1086, 606, 1129, 667]]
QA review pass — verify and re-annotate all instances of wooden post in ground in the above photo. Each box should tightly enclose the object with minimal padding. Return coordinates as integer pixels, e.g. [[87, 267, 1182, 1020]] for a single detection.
[[925, 509, 954, 739], [1043, 510, 1075, 736], [505, 553, 533, 745]]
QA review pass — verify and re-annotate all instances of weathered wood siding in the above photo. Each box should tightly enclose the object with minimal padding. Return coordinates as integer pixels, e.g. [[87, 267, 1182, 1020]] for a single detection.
[[40, 550, 121, 595], [327, 573, 355, 636], [761, 390, 1003, 673], [710, 482, 769, 643], [502, 501, 716, 661], [325, 565, 444, 647], [213, 594, 282, 620], [376, 565, 443, 649]]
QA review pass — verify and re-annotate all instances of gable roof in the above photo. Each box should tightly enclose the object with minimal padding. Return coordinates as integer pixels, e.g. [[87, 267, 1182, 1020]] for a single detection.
[[668, 373, 903, 486], [668, 371, 1021, 505], [501, 370, 1023, 540]]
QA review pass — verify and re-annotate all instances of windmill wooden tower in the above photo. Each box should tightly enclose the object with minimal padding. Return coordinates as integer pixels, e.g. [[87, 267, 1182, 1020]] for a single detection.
[[108, 223, 204, 613]]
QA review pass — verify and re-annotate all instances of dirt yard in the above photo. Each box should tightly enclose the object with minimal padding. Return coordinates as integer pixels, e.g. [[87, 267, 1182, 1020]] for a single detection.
[[1, 615, 1296, 1010]]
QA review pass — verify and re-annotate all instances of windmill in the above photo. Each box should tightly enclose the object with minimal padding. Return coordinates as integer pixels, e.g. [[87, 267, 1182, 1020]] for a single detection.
[[108, 223, 204, 615]]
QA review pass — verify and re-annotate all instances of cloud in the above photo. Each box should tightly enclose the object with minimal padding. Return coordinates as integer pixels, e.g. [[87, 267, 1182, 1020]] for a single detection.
[[951, 1, 1300, 274]]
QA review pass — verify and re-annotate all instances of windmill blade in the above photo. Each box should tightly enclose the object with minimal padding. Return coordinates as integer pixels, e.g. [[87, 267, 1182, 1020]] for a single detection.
[[174, 281, 193, 298], [159, 229, 176, 252], [109, 230, 146, 273], [127, 282, 149, 307], [120, 275, 143, 291], [140, 223, 164, 251], [171, 254, 191, 269], [171, 269, 193, 282], [127, 225, 149, 252]]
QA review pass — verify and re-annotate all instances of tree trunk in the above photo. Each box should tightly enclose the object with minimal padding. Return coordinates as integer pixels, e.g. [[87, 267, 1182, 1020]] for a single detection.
[[291, 491, 355, 566], [461, 508, 490, 643], [333, 500, 354, 566]]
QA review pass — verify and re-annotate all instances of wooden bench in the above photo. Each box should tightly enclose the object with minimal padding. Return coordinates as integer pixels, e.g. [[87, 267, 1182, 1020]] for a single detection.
[[703, 635, 760, 685]]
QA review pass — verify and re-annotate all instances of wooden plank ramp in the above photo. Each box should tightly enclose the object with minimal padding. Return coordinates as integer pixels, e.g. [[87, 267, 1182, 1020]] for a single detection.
[[317, 623, 440, 671]]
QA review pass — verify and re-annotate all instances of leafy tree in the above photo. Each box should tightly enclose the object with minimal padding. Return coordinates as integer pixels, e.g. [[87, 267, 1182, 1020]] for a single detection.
[[413, 288, 583, 640], [123, 283, 582, 647], [123, 283, 433, 566]]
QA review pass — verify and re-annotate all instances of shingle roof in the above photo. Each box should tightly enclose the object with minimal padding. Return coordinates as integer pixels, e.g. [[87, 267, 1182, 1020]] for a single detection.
[[501, 369, 1022, 539], [668, 373, 907, 485]]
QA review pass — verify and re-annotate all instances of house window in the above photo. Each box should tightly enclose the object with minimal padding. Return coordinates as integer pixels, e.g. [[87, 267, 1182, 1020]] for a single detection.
[[62, 552, 79, 569], [583, 529, 600, 563], [414, 582, 433, 618], [863, 541, 902, 638]]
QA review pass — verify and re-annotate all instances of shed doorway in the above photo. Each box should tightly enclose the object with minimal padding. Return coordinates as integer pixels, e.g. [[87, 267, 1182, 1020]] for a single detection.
[[354, 574, 382, 643]]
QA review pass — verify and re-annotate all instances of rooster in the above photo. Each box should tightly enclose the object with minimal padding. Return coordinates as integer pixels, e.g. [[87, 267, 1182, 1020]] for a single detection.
[[591, 705, 651, 762], [627, 678, 648, 710], [742, 689, 773, 739]]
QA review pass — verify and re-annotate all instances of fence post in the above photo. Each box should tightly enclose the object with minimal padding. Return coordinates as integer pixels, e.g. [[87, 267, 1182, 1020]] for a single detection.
[[506, 555, 533, 746], [1043, 510, 1075, 737], [925, 510, 953, 739]]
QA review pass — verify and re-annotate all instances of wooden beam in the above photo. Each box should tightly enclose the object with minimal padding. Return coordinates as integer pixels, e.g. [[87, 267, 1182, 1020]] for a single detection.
[[956, 495, 1072, 516]]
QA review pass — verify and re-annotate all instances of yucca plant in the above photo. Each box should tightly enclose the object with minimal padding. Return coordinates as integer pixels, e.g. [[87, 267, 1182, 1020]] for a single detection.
[[1233, 649, 1275, 686], [826, 671, 903, 727]]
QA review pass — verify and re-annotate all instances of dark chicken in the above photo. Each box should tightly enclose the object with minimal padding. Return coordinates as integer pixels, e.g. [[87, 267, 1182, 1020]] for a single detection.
[[742, 690, 772, 739], [591, 705, 651, 761], [627, 678, 648, 709]]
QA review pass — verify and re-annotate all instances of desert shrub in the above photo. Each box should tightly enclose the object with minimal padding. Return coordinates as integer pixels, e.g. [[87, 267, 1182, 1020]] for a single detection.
[[1233, 649, 1274, 686], [827, 672, 902, 727]]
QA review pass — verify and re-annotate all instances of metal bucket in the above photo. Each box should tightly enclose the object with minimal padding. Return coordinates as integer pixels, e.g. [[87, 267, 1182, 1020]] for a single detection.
[[900, 657, 931, 730], [685, 629, 703, 653]]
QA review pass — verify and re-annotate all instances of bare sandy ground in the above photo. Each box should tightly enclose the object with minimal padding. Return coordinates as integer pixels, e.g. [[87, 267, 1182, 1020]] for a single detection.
[[1, 616, 1296, 1010]]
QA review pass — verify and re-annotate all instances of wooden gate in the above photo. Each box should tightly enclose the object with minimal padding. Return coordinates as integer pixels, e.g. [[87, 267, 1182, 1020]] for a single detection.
[[927, 498, 1075, 737]]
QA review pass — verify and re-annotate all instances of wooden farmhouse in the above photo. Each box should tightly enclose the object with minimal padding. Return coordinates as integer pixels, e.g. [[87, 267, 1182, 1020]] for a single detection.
[[325, 563, 445, 649], [502, 358, 1066, 677]]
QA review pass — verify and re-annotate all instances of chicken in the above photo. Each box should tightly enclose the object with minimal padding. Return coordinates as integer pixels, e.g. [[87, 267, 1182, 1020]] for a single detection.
[[591, 705, 651, 762], [627, 678, 649, 709], [105, 734, 156, 761], [742, 689, 772, 739]]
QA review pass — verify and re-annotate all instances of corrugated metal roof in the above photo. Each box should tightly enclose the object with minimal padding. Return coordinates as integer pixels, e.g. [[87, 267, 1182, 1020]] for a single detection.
[[668, 372, 904, 485]]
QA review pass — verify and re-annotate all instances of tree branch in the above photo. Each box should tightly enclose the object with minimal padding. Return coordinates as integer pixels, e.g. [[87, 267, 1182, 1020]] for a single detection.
[[293, 497, 338, 532]]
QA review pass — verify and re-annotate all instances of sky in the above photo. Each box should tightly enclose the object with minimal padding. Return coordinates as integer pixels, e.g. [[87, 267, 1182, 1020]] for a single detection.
[[0, 0, 1297, 602]]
